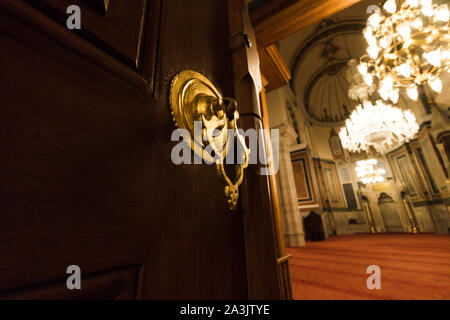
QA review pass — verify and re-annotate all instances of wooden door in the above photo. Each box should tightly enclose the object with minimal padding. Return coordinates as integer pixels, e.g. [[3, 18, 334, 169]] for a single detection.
[[0, 0, 280, 299]]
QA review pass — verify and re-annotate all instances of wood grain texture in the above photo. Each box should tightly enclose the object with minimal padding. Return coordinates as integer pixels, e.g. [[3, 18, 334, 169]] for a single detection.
[[260, 86, 286, 258], [1, 0, 150, 93], [251, 0, 361, 47], [0, 7, 149, 293], [138, 0, 248, 298], [24, 0, 149, 69], [260, 87, 292, 300], [0, 0, 248, 299], [259, 44, 291, 93], [239, 115, 281, 299], [1, 265, 142, 300], [229, 0, 286, 300]]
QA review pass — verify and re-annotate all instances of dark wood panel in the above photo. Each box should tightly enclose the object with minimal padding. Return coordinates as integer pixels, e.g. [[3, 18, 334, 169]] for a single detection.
[[0, 8, 149, 292], [1, 0, 254, 300], [0, 0, 250, 299], [139, 0, 248, 299], [24, 0, 149, 69], [0, 265, 142, 299], [83, 0, 110, 14], [239, 115, 281, 299], [228, 0, 283, 298]]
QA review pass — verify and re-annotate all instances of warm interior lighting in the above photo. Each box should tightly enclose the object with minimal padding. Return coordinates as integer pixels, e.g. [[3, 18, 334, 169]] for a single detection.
[[429, 77, 443, 93], [407, 86, 419, 100], [357, 0, 449, 102], [356, 159, 386, 184], [384, 0, 397, 13], [339, 100, 419, 154]]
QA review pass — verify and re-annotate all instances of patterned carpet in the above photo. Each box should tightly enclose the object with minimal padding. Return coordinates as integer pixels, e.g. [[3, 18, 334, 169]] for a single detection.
[[286, 234, 450, 300]]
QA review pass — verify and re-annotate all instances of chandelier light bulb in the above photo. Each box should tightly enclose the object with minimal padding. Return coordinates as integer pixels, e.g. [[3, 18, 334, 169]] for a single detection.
[[384, 0, 397, 13], [367, 45, 379, 59], [367, 35, 378, 48], [339, 100, 419, 154], [442, 49, 450, 61], [406, 86, 419, 100], [424, 48, 442, 67], [421, 3, 434, 16], [412, 17, 423, 29], [383, 75, 394, 89], [397, 23, 412, 40], [363, 27, 373, 42], [379, 36, 392, 49], [355, 159, 386, 184], [364, 74, 374, 86], [434, 4, 449, 22], [379, 87, 389, 101], [368, 12, 382, 28], [429, 77, 443, 93], [355, 0, 448, 104], [397, 63, 412, 78], [358, 62, 368, 76], [389, 90, 400, 103]]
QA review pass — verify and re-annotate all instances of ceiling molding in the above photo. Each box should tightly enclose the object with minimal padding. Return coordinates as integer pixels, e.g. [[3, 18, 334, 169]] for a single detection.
[[289, 19, 366, 90], [287, 20, 366, 124], [259, 44, 291, 92], [303, 59, 350, 123], [250, 0, 361, 48]]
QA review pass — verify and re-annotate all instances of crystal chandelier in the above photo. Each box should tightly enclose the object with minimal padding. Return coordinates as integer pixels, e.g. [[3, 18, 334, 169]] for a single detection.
[[356, 159, 386, 184], [347, 59, 377, 102], [358, 0, 449, 103], [339, 100, 419, 154]]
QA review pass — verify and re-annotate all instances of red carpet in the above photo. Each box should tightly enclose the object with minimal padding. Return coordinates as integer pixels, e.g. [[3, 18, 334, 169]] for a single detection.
[[286, 234, 450, 300]]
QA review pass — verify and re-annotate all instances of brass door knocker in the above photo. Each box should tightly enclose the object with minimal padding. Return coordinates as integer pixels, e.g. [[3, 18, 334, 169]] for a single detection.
[[169, 70, 250, 210]]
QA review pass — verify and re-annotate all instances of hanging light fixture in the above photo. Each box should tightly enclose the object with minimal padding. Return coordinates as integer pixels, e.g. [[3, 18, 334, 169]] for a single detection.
[[356, 159, 386, 184], [347, 59, 377, 102], [339, 100, 419, 154], [358, 0, 449, 102]]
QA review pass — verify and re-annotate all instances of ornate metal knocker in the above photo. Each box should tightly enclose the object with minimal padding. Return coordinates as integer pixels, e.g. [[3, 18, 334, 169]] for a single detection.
[[169, 70, 250, 210]]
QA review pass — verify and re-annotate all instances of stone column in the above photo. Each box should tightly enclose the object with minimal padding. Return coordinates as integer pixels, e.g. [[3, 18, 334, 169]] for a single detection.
[[431, 106, 450, 176], [276, 122, 305, 247]]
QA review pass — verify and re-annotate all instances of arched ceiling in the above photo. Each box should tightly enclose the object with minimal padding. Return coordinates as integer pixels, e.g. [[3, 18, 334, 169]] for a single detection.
[[304, 59, 351, 122], [278, 0, 375, 124], [276, 0, 448, 125], [296, 23, 367, 123]]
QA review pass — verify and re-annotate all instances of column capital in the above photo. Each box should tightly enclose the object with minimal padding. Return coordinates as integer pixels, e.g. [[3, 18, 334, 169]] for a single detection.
[[276, 122, 298, 148]]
